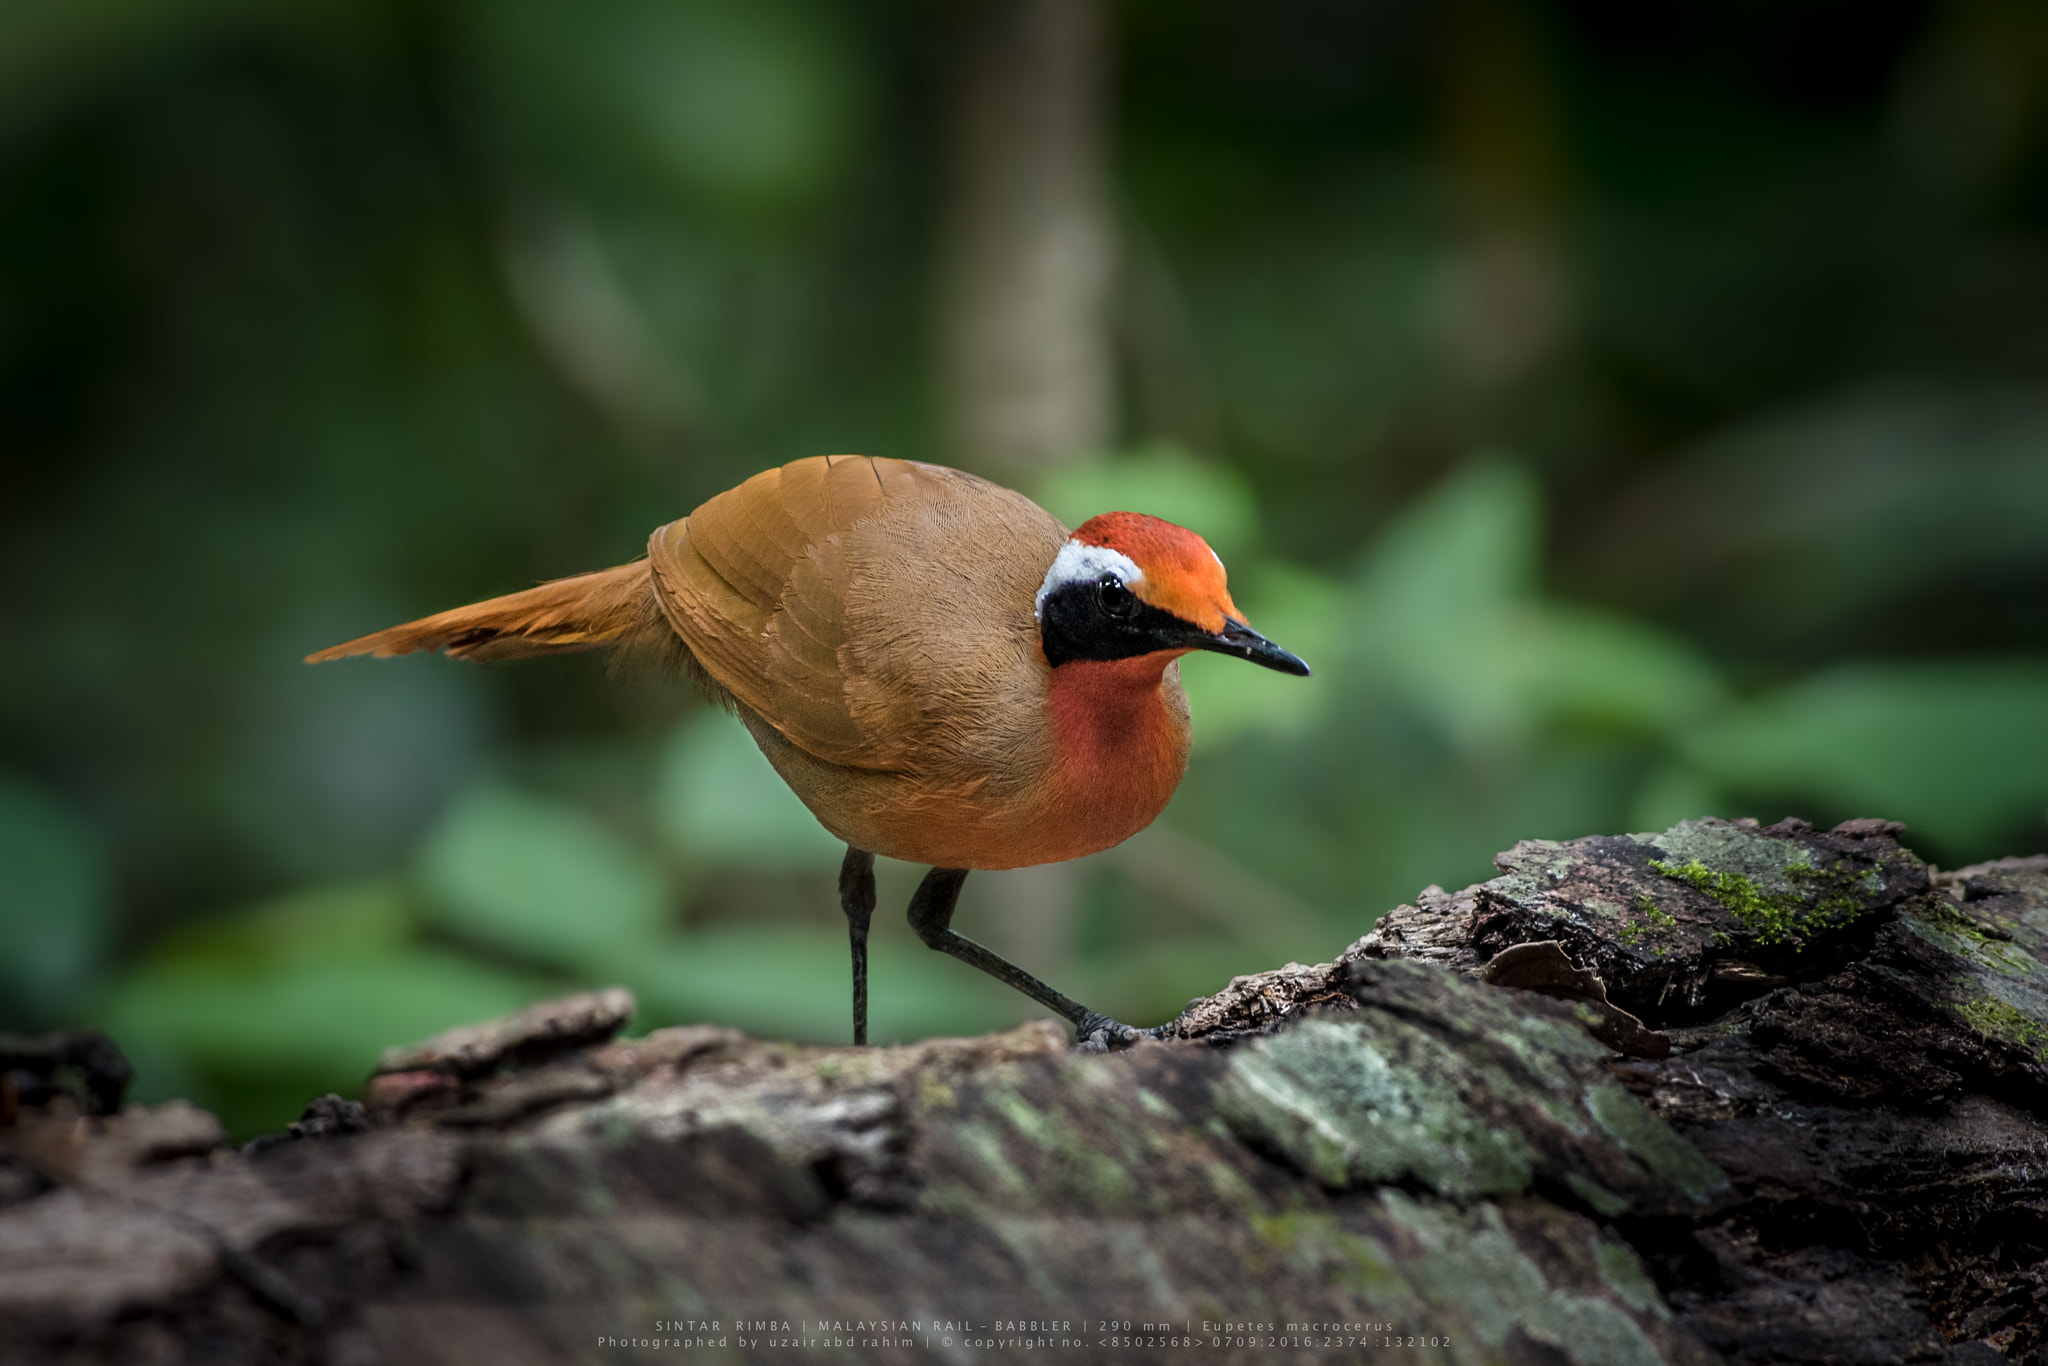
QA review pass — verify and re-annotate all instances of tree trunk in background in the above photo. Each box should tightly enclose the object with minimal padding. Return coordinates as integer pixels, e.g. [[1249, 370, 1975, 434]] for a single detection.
[[1429, 0, 1570, 403], [939, 0, 1114, 478], [937, 0, 1116, 975]]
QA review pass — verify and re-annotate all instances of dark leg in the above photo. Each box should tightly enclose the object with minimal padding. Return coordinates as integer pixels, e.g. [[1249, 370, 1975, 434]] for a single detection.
[[906, 867, 1158, 1051], [839, 847, 877, 1045]]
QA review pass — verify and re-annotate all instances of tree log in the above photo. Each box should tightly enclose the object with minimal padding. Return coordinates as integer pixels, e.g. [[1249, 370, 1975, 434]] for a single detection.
[[3, 817, 2044, 1363]]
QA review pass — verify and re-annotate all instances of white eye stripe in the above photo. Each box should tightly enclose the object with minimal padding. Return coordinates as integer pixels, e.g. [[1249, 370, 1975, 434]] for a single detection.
[[1034, 540, 1144, 620]]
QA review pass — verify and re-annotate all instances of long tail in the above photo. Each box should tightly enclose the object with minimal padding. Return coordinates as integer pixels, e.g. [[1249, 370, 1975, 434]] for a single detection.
[[306, 559, 669, 664]]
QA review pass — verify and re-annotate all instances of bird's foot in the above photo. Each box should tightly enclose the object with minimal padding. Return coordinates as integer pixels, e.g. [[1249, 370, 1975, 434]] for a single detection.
[[1072, 1011, 1167, 1054]]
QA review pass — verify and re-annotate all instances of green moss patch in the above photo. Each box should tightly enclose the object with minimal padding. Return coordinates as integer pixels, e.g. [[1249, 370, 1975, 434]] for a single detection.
[[1648, 856, 1871, 950], [1955, 994, 2048, 1060], [1906, 900, 2036, 976], [1618, 894, 1678, 948]]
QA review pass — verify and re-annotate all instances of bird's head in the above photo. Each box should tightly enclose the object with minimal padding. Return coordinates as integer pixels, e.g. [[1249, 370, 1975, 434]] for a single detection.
[[1034, 512, 1310, 676]]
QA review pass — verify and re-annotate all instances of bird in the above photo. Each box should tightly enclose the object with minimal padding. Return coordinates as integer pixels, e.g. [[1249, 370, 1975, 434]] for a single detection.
[[308, 455, 1309, 1049]]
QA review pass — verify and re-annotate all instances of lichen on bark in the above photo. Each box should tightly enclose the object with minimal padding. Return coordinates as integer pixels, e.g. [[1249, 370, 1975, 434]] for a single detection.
[[4, 820, 2046, 1364]]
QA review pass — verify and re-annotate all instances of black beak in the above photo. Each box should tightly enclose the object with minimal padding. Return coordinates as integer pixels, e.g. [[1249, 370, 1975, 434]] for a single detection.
[[1190, 617, 1312, 676]]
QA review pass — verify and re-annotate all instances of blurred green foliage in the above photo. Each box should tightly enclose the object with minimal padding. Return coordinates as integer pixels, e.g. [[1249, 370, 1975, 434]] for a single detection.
[[0, 777, 113, 1024], [3, 0, 2046, 1136]]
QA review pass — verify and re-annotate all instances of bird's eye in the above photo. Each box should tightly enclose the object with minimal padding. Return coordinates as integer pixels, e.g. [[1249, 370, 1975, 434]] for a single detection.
[[1097, 576, 1139, 619]]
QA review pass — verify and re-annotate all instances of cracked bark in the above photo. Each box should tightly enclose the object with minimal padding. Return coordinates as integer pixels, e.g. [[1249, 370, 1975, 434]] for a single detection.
[[4, 817, 2045, 1364]]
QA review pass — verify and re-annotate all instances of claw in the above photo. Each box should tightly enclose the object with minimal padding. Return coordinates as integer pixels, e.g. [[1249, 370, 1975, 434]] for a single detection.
[[1073, 1012, 1162, 1053]]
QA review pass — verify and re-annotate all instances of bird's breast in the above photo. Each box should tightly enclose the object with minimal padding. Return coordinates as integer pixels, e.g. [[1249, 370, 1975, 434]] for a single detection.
[[749, 648, 1192, 871], [1032, 651, 1193, 857]]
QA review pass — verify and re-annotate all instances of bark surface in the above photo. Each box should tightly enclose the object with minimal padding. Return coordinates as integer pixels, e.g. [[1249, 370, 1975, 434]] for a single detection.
[[3, 817, 2044, 1364]]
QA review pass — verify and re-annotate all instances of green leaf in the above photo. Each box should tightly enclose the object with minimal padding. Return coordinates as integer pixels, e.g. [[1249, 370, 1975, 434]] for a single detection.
[[459, 0, 861, 215], [1628, 764, 1726, 834], [1350, 460, 1546, 750], [144, 880, 412, 972], [1525, 606, 1725, 735], [653, 710, 844, 870], [1352, 459, 1722, 752], [1359, 457, 1539, 616], [418, 785, 672, 967], [1031, 443, 1262, 557], [0, 0, 278, 132], [622, 926, 1023, 1044], [1680, 662, 2048, 854], [103, 946, 549, 1137], [0, 775, 112, 1025], [99, 879, 551, 1135], [104, 947, 547, 1084], [1177, 561, 1340, 749]]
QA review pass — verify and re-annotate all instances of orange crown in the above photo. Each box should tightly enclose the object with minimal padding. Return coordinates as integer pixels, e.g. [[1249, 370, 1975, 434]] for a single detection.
[[1071, 512, 1239, 632]]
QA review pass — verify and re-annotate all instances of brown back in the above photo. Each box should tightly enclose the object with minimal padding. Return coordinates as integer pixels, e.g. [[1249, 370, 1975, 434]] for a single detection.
[[648, 455, 1067, 780]]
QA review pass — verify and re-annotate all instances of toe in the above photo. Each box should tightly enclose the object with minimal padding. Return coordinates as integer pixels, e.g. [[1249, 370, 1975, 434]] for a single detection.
[[1073, 1014, 1153, 1052]]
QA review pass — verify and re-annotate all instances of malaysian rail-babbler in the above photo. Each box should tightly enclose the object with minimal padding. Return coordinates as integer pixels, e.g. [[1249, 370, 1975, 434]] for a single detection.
[[310, 456, 1310, 1049]]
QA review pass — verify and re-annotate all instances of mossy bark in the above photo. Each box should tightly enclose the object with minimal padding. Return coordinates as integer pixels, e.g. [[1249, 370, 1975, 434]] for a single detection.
[[3, 818, 2045, 1363]]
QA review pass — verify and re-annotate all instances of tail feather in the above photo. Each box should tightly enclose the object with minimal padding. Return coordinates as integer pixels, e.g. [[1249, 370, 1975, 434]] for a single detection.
[[306, 559, 667, 664]]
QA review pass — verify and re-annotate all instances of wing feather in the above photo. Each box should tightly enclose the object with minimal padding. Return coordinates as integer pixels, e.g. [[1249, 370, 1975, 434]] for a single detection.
[[648, 455, 1066, 775], [650, 457, 891, 767]]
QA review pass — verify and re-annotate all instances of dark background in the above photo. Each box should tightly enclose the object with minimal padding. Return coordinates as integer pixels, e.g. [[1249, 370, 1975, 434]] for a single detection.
[[3, 0, 2045, 1137]]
